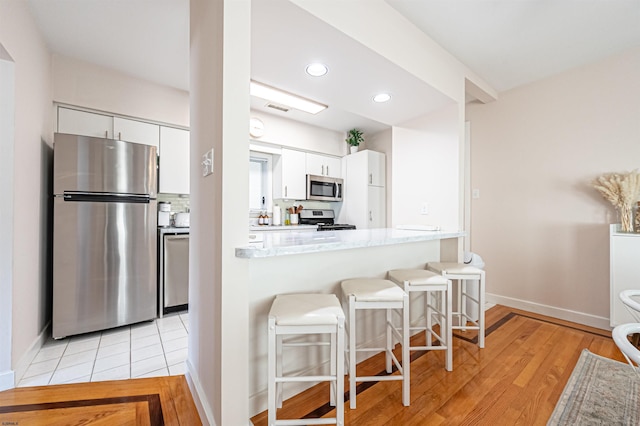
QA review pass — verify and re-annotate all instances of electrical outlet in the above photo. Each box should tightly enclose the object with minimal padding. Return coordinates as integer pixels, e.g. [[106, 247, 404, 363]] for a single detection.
[[420, 202, 429, 215], [472, 189, 480, 199], [201, 149, 214, 177]]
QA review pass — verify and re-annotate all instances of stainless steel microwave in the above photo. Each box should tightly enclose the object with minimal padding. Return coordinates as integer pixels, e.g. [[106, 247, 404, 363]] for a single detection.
[[306, 174, 343, 202]]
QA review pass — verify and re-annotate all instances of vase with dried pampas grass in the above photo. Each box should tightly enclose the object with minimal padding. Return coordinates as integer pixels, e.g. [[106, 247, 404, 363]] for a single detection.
[[592, 170, 640, 232]]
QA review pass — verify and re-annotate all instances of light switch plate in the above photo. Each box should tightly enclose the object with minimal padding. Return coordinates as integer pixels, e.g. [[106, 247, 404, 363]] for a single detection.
[[202, 149, 214, 177], [472, 189, 480, 199]]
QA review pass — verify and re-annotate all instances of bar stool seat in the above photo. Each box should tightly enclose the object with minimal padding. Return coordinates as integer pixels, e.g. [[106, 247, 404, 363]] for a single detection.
[[268, 293, 345, 426], [427, 262, 485, 348], [341, 278, 410, 409], [387, 268, 452, 371]]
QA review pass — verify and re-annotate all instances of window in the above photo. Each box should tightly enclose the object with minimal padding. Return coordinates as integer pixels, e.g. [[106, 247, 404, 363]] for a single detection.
[[249, 152, 272, 212]]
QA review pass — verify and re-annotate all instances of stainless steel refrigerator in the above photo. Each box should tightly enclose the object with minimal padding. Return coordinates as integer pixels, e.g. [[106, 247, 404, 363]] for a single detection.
[[52, 133, 158, 339]]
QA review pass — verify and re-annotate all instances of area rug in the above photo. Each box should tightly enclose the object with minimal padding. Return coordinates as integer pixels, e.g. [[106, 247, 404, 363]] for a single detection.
[[548, 349, 640, 425]]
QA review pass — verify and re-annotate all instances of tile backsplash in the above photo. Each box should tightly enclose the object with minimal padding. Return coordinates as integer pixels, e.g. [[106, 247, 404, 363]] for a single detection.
[[158, 193, 190, 212]]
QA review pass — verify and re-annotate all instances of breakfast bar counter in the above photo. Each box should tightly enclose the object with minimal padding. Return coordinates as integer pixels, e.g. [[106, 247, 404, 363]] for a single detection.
[[237, 228, 465, 258]]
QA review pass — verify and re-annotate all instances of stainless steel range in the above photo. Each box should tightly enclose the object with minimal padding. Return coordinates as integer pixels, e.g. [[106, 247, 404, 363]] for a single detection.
[[299, 209, 356, 231]]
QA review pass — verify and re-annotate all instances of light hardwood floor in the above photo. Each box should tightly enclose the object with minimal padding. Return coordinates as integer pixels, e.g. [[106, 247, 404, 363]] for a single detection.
[[251, 304, 626, 426], [0, 305, 625, 425]]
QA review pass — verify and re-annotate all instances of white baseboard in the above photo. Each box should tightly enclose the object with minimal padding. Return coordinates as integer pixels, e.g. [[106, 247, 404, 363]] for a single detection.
[[486, 293, 610, 330], [0, 369, 14, 391], [14, 321, 50, 385], [185, 358, 216, 426]]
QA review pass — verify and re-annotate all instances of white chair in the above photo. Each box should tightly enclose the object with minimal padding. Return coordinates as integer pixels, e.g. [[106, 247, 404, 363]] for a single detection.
[[427, 262, 486, 348], [268, 293, 345, 426], [612, 323, 640, 376], [619, 290, 640, 347], [620, 290, 640, 321], [387, 268, 452, 371], [341, 278, 410, 409]]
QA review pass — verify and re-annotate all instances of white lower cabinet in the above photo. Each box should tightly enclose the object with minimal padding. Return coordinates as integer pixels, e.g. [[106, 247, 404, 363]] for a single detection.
[[159, 126, 190, 195], [610, 224, 640, 326]]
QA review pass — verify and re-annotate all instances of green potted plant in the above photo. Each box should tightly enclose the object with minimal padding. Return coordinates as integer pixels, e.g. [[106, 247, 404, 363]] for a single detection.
[[346, 128, 364, 154]]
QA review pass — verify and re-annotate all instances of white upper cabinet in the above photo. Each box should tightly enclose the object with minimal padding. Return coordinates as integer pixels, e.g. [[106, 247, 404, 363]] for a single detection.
[[159, 126, 190, 195], [57, 107, 113, 139], [306, 152, 342, 178], [273, 148, 306, 200], [367, 150, 385, 187], [57, 107, 160, 147], [113, 117, 159, 148]]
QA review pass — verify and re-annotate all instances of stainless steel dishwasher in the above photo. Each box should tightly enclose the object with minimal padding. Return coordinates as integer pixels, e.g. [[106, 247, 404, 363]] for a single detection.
[[160, 232, 189, 315]]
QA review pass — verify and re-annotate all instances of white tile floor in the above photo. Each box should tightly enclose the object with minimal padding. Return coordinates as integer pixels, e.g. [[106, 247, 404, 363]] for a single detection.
[[17, 312, 189, 387]]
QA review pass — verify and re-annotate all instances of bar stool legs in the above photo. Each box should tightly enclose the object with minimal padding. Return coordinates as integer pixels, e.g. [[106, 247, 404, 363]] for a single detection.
[[268, 293, 345, 426], [387, 269, 452, 371], [427, 262, 485, 348], [342, 278, 410, 409]]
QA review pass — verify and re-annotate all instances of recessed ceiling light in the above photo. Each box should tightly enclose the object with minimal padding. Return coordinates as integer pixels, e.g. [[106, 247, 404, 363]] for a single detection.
[[373, 93, 391, 103], [305, 63, 328, 77], [250, 80, 327, 114]]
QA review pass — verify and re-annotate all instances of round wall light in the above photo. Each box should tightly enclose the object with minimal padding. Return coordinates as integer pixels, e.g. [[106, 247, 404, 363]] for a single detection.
[[305, 63, 329, 77], [373, 93, 391, 103]]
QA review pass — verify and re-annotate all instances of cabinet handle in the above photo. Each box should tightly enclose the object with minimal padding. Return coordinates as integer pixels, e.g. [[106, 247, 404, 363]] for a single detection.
[[118, 132, 122, 140], [369, 211, 373, 221], [326, 165, 329, 176], [322, 165, 325, 175], [285, 185, 288, 197], [369, 174, 372, 184], [105, 130, 108, 138]]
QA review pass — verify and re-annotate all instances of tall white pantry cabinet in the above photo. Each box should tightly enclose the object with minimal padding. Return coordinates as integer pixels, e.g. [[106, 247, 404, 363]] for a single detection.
[[610, 224, 640, 326], [343, 149, 386, 229]]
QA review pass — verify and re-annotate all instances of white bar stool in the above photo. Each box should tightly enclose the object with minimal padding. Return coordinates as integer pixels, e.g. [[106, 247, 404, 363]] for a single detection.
[[268, 293, 345, 426], [387, 269, 452, 371], [341, 278, 410, 409], [427, 262, 486, 348]]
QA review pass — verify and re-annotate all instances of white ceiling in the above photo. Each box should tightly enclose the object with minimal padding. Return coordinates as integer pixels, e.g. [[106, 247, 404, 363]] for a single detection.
[[27, 0, 640, 133]]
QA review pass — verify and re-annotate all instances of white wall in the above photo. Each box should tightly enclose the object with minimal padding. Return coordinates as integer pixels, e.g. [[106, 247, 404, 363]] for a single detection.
[[189, 0, 250, 424], [53, 54, 189, 127], [467, 47, 640, 328], [0, 0, 53, 382], [0, 43, 15, 391], [249, 110, 345, 156], [391, 104, 461, 231]]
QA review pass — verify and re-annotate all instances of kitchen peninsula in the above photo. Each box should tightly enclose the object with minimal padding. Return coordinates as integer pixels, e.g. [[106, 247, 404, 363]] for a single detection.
[[237, 227, 465, 415]]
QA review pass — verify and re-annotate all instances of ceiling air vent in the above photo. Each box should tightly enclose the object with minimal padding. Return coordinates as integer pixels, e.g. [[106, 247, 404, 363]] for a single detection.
[[266, 103, 290, 113]]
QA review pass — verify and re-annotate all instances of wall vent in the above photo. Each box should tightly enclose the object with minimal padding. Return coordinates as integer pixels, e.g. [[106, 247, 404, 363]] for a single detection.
[[266, 103, 290, 113]]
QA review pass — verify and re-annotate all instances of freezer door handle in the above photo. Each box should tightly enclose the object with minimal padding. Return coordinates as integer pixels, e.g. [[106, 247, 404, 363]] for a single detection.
[[63, 192, 150, 203]]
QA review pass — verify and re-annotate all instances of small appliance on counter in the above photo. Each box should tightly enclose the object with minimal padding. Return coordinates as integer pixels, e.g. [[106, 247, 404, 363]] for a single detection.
[[158, 202, 171, 227], [299, 209, 356, 231], [174, 212, 190, 227]]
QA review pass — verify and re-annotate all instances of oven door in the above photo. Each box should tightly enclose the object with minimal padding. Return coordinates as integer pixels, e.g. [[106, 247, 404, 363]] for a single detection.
[[306, 175, 343, 201]]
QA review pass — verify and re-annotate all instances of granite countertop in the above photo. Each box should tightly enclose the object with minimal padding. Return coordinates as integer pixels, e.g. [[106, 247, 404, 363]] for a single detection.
[[236, 228, 465, 258]]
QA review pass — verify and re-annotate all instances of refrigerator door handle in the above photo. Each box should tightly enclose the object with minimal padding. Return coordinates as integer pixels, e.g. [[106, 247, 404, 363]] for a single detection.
[[63, 192, 151, 204]]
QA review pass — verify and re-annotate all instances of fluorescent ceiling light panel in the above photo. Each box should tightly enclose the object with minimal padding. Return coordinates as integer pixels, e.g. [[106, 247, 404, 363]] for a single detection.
[[250, 81, 327, 114]]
